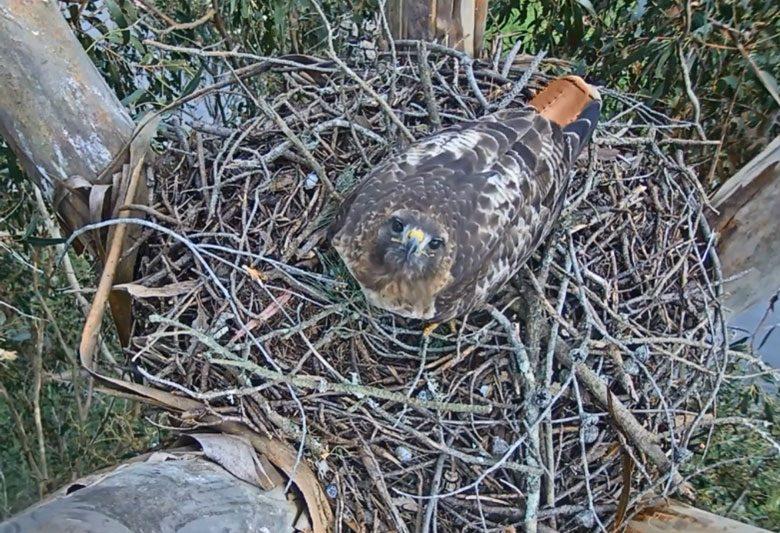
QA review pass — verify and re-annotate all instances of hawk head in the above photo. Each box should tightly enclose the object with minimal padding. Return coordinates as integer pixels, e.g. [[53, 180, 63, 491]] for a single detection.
[[330, 204, 456, 319], [370, 209, 451, 280]]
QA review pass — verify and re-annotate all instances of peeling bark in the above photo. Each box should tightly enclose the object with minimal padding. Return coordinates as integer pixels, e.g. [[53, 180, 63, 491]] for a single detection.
[[0, 0, 134, 198], [385, 0, 488, 57], [710, 135, 780, 316]]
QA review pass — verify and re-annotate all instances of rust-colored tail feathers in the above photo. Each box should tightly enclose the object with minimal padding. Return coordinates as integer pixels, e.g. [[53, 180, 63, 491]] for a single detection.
[[530, 75, 601, 154]]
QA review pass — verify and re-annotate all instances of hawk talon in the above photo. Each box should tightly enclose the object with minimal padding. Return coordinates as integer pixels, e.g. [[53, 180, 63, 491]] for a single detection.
[[422, 322, 440, 337]]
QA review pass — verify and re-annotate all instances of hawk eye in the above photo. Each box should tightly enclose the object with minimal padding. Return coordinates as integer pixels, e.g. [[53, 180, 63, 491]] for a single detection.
[[428, 238, 445, 250], [390, 217, 404, 233]]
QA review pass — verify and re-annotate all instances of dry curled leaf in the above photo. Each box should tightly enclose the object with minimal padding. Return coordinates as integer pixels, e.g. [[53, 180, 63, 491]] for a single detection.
[[113, 280, 199, 299], [185, 433, 282, 490], [0, 348, 18, 362], [243, 264, 268, 282]]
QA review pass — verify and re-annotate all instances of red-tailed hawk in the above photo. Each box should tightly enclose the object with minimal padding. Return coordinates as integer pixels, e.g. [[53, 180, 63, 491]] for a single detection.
[[329, 76, 601, 323]]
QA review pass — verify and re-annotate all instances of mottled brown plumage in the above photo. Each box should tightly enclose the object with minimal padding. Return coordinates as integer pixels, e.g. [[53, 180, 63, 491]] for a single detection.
[[329, 77, 601, 321]]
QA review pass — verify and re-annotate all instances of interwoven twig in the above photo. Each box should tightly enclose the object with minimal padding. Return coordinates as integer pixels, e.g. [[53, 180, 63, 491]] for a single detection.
[[111, 35, 777, 532]]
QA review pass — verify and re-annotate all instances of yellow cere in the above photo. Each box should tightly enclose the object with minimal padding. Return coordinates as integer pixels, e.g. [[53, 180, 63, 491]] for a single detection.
[[406, 228, 425, 242]]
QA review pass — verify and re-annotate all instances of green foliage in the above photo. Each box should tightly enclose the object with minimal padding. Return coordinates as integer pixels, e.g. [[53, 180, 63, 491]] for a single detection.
[[0, 148, 159, 518], [163, 0, 374, 55], [489, 0, 780, 182], [688, 383, 780, 529], [62, 0, 375, 117]]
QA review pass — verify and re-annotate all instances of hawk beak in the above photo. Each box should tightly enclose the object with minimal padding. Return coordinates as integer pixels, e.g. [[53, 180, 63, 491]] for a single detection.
[[404, 228, 424, 261]]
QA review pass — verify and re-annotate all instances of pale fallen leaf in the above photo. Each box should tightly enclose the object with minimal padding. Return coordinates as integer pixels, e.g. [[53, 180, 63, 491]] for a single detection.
[[113, 280, 198, 298], [186, 433, 281, 491], [0, 348, 18, 362], [243, 264, 267, 282]]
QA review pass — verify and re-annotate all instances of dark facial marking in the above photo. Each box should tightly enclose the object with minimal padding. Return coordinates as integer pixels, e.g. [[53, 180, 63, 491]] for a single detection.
[[429, 238, 445, 250]]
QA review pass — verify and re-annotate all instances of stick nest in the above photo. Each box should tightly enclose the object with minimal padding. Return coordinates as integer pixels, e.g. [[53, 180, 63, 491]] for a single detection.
[[121, 40, 764, 531]]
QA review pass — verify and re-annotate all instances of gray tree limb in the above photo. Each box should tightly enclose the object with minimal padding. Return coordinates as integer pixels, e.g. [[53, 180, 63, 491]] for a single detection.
[[0, 452, 300, 533], [0, 0, 134, 199], [710, 135, 780, 316]]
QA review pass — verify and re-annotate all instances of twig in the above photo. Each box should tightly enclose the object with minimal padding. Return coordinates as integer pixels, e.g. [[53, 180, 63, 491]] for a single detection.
[[554, 342, 688, 490], [31, 318, 49, 491], [150, 315, 492, 414], [496, 50, 547, 110], [308, 0, 415, 142], [422, 440, 449, 533], [33, 185, 118, 369], [676, 46, 706, 140], [490, 305, 543, 531], [417, 42, 442, 128], [361, 446, 411, 533], [158, 8, 215, 36]]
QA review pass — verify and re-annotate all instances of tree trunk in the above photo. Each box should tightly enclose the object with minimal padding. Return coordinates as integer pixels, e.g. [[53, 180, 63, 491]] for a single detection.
[[0, 0, 134, 200], [385, 0, 489, 57], [709, 135, 780, 316], [0, 0, 149, 345], [0, 450, 301, 533]]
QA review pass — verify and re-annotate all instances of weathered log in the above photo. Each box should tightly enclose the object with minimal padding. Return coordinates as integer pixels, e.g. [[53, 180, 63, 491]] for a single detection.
[[0, 0, 133, 200], [0, 451, 301, 533], [628, 499, 772, 533], [710, 135, 780, 316], [385, 0, 489, 57]]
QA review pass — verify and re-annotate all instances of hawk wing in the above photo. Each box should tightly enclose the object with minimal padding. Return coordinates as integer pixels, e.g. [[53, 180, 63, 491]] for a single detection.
[[430, 109, 583, 319]]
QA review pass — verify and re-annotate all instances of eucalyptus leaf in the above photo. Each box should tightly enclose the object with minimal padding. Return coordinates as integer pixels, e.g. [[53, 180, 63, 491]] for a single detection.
[[25, 236, 67, 247], [181, 63, 205, 98], [105, 0, 128, 29], [105, 0, 130, 45], [121, 87, 147, 106]]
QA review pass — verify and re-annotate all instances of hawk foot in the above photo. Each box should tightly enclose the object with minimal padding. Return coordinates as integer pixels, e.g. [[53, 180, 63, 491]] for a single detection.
[[422, 322, 440, 337]]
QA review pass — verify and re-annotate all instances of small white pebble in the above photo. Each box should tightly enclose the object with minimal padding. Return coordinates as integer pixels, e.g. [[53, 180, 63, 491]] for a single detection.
[[491, 436, 510, 456], [582, 425, 599, 444], [395, 445, 413, 463], [634, 345, 650, 362], [304, 172, 319, 190], [416, 389, 431, 401]]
